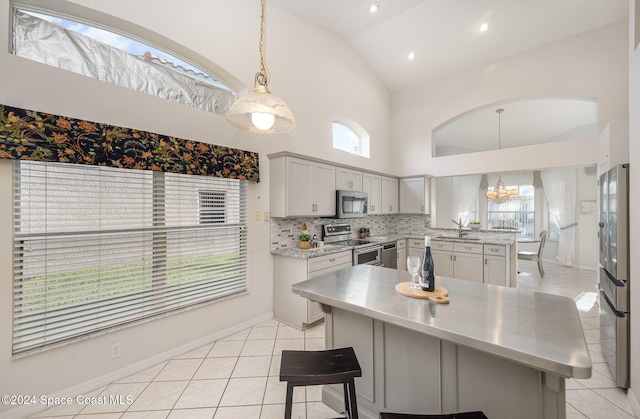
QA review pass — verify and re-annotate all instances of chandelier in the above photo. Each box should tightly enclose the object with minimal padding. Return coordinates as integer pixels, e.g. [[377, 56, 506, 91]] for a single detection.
[[486, 109, 517, 204], [226, 0, 296, 134]]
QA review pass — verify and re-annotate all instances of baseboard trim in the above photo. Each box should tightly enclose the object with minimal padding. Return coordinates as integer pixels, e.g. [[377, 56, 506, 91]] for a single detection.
[[0, 312, 274, 419], [629, 388, 640, 418]]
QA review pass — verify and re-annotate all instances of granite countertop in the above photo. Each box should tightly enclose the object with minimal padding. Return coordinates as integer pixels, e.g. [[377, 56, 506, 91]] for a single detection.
[[271, 244, 352, 259], [292, 264, 592, 379], [271, 232, 515, 259]]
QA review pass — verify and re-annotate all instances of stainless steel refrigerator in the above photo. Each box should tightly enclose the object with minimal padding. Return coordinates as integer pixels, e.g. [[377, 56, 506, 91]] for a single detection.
[[598, 163, 630, 389]]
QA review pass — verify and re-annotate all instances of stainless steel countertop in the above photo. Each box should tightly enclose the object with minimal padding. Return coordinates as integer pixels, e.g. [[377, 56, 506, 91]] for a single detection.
[[292, 264, 592, 379]]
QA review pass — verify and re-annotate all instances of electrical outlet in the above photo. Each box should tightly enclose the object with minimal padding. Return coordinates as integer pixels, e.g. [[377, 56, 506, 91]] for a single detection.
[[264, 211, 269, 221], [255, 211, 260, 221], [111, 342, 121, 359]]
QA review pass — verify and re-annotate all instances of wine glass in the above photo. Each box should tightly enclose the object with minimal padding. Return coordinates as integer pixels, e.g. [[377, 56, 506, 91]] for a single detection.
[[406, 256, 421, 289]]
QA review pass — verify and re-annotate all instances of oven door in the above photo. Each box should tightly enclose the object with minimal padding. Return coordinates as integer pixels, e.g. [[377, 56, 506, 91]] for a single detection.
[[353, 246, 382, 266]]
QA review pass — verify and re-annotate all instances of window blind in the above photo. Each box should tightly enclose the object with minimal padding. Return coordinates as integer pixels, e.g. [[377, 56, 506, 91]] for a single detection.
[[12, 161, 248, 354]]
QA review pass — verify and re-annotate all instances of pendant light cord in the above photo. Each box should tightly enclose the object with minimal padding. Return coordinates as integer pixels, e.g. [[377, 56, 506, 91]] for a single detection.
[[496, 108, 503, 150], [255, 0, 269, 89]]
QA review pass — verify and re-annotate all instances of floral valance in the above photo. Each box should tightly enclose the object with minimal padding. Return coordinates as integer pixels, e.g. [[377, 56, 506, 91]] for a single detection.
[[0, 104, 259, 181]]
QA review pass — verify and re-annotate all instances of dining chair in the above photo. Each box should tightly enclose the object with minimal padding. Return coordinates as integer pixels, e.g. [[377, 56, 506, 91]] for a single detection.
[[518, 230, 547, 277]]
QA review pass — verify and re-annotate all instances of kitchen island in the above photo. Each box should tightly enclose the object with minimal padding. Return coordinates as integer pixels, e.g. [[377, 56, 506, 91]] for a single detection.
[[292, 265, 591, 419]]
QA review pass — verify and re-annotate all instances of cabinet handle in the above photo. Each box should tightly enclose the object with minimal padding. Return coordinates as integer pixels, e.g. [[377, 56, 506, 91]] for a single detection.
[[485, 258, 487, 265], [329, 258, 336, 262], [454, 255, 457, 262]]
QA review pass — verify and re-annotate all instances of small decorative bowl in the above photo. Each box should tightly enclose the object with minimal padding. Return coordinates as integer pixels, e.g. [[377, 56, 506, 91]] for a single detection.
[[470, 224, 481, 230]]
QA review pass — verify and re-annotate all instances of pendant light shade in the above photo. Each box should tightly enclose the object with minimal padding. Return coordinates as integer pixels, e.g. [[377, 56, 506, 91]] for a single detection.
[[486, 109, 517, 203], [226, 0, 295, 134]]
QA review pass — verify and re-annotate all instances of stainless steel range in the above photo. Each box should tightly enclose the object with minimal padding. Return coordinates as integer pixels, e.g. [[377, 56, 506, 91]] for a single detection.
[[322, 223, 383, 266]]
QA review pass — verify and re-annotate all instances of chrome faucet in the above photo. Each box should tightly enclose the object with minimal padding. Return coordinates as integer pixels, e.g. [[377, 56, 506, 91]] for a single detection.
[[451, 218, 469, 238]]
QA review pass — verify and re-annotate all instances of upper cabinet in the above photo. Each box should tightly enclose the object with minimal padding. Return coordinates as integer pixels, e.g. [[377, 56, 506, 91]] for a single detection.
[[399, 176, 431, 214], [363, 173, 382, 214], [598, 118, 629, 175], [381, 176, 398, 214], [270, 156, 336, 217], [268, 152, 421, 219], [336, 168, 363, 192]]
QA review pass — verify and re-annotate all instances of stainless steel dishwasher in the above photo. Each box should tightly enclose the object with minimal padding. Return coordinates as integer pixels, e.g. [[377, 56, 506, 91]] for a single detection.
[[381, 242, 397, 269]]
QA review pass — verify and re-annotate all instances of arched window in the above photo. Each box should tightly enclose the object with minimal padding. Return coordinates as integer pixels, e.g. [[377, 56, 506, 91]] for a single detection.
[[332, 121, 370, 158], [12, 6, 236, 115]]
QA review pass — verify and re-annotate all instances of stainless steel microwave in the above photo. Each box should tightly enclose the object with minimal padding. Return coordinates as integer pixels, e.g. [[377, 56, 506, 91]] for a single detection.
[[336, 190, 368, 218]]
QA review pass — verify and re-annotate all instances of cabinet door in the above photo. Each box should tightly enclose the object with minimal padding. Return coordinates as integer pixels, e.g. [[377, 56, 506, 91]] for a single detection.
[[286, 157, 314, 216], [453, 252, 483, 283], [336, 168, 363, 191], [432, 250, 453, 277], [381, 176, 398, 214], [314, 163, 336, 216], [363, 173, 382, 214], [397, 247, 407, 271], [399, 177, 426, 214], [484, 255, 507, 286]]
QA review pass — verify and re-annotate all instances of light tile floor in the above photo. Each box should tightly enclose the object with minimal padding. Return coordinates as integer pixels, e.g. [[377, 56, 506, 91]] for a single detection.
[[31, 261, 636, 418], [517, 260, 635, 418]]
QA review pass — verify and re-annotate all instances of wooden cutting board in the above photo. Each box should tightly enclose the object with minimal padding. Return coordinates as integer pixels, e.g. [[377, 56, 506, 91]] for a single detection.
[[395, 282, 450, 304]]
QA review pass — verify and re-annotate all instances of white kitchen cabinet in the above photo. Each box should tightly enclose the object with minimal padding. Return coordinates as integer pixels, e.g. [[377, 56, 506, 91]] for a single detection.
[[397, 239, 407, 271], [452, 242, 484, 283], [336, 167, 363, 191], [274, 251, 352, 329], [597, 118, 629, 174], [407, 238, 424, 260], [399, 176, 430, 214], [269, 156, 336, 217], [431, 240, 454, 277], [483, 244, 508, 286], [362, 173, 382, 214], [381, 176, 398, 214]]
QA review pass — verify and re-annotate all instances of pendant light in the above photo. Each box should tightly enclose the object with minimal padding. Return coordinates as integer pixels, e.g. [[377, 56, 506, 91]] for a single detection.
[[486, 108, 517, 203], [226, 0, 296, 134]]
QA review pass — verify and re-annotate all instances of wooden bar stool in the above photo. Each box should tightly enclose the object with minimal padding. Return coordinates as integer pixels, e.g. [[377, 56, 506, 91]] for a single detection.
[[279, 347, 362, 419], [380, 412, 487, 419]]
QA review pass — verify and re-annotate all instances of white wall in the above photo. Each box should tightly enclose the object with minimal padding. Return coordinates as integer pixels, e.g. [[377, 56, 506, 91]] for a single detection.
[[0, 0, 392, 414], [391, 20, 629, 178], [627, 0, 640, 413]]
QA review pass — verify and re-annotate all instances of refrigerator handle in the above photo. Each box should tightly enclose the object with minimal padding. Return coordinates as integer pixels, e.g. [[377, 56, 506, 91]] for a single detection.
[[601, 267, 627, 287], [600, 289, 626, 318]]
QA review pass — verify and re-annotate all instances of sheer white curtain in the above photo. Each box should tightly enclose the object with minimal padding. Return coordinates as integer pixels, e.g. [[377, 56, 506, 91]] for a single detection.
[[452, 175, 482, 226], [540, 168, 577, 266]]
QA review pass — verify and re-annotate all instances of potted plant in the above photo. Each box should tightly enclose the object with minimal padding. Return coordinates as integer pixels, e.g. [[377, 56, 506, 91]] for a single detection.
[[359, 227, 366, 238], [469, 221, 481, 230], [365, 227, 370, 237], [298, 232, 312, 249]]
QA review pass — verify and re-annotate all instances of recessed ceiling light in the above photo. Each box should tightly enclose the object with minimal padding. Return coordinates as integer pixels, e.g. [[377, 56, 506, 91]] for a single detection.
[[408, 51, 416, 61], [369, 3, 380, 13], [477, 21, 490, 32]]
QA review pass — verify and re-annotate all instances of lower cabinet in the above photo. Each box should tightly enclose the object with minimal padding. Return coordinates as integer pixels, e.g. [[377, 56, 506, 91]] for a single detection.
[[483, 244, 508, 286], [273, 251, 352, 329], [431, 240, 453, 277], [396, 239, 407, 271], [407, 238, 424, 260], [431, 240, 510, 286], [452, 242, 484, 283]]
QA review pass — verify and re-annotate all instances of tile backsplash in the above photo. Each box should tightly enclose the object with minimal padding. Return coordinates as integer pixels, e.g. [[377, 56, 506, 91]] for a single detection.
[[270, 214, 430, 249]]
